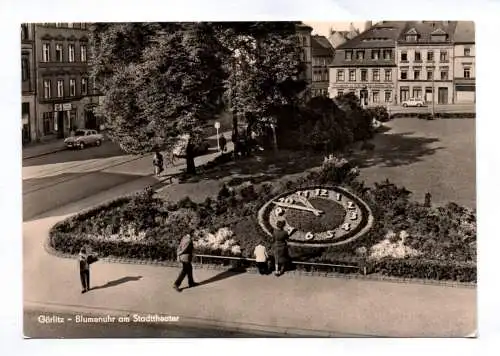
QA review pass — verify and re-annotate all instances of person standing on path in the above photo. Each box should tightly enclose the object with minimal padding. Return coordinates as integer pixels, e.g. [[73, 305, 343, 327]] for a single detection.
[[78, 247, 98, 294], [254, 240, 269, 275], [153, 151, 164, 177], [220, 135, 227, 152], [272, 220, 289, 277], [173, 233, 198, 292]]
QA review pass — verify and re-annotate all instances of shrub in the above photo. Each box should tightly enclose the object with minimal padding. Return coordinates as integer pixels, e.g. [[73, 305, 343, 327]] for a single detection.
[[366, 106, 390, 122]]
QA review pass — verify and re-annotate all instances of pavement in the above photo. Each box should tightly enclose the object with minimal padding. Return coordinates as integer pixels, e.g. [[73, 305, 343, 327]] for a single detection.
[[22, 130, 477, 338], [23, 139, 67, 160], [387, 103, 475, 115]]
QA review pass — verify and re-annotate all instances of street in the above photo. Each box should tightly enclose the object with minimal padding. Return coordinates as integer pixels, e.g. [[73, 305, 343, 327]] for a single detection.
[[387, 103, 475, 114]]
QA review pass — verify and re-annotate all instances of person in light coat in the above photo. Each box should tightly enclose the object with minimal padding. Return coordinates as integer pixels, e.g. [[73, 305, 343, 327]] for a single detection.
[[173, 233, 198, 292], [254, 240, 269, 275]]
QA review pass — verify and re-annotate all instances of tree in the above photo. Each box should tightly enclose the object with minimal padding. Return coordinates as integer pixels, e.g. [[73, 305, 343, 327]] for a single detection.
[[90, 22, 227, 174]]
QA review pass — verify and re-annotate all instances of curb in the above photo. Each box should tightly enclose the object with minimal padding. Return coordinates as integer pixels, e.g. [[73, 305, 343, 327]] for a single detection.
[[24, 300, 374, 337], [23, 146, 66, 160]]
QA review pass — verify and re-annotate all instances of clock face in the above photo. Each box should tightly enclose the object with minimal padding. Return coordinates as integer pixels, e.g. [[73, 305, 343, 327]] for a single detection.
[[257, 186, 374, 247]]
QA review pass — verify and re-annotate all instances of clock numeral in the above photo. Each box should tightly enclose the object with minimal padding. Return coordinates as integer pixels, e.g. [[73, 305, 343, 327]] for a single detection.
[[350, 212, 358, 220], [341, 223, 351, 231], [278, 197, 285, 203], [315, 189, 328, 197], [325, 230, 335, 238], [275, 207, 285, 216], [285, 197, 294, 204], [285, 225, 296, 235], [336, 193, 342, 201], [347, 201, 355, 209], [297, 190, 310, 198], [305, 231, 314, 240]]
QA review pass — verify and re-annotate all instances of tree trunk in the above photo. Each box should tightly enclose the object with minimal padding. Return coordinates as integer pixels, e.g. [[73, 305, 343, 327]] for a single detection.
[[185, 143, 196, 175]]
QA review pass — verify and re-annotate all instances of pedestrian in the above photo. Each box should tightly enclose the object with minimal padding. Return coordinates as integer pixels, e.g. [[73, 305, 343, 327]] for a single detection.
[[220, 135, 227, 152], [153, 150, 164, 177], [173, 233, 199, 292], [254, 240, 269, 275], [273, 220, 289, 277], [78, 246, 98, 293]]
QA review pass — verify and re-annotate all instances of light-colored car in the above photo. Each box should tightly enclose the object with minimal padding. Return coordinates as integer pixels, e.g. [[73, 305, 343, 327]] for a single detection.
[[401, 98, 426, 107], [64, 129, 104, 149]]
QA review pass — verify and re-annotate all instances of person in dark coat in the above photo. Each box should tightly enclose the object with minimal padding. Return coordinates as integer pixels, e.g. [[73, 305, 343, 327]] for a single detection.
[[173, 234, 198, 292], [220, 135, 227, 152], [78, 247, 98, 293], [273, 220, 289, 276]]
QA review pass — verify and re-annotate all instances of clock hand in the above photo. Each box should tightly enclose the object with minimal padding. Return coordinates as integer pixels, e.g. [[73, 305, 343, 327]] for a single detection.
[[272, 201, 324, 216], [294, 194, 316, 210]]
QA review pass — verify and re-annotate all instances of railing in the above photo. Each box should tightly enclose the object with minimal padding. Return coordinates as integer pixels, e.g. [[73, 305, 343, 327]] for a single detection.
[[194, 254, 365, 275]]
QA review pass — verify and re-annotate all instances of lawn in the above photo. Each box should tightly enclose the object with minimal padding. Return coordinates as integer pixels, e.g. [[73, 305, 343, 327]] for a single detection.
[[353, 118, 476, 209]]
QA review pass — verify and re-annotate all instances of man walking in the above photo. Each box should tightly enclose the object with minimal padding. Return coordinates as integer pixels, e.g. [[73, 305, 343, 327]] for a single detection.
[[173, 233, 198, 292], [78, 247, 98, 293]]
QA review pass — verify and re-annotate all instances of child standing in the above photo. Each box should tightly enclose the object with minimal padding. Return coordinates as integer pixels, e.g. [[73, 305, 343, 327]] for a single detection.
[[79, 247, 98, 294], [254, 241, 269, 275]]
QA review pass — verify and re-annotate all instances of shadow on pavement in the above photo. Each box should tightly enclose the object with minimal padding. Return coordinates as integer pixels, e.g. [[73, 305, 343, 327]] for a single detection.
[[193, 267, 247, 289], [91, 276, 143, 291]]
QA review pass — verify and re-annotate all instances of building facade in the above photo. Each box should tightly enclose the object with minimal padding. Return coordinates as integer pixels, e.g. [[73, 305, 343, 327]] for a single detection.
[[21, 24, 37, 144], [296, 23, 313, 95], [328, 21, 407, 107], [311, 35, 334, 97], [453, 21, 475, 103], [396, 21, 457, 105]]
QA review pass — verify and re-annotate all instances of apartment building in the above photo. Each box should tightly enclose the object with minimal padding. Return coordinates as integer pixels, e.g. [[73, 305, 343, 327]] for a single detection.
[[396, 21, 457, 105], [296, 23, 313, 96], [311, 35, 334, 97], [21, 24, 36, 144], [328, 21, 407, 107], [453, 21, 475, 103]]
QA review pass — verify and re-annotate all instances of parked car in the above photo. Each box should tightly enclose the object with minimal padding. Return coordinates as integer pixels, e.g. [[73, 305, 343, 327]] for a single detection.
[[172, 134, 210, 158], [401, 98, 426, 107], [64, 129, 104, 149]]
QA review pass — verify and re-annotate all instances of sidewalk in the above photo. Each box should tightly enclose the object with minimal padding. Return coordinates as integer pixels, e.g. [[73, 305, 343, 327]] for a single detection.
[[23, 139, 66, 160], [22, 134, 476, 337]]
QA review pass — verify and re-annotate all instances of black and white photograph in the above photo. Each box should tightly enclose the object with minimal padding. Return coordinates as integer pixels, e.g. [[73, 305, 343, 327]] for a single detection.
[[18, 18, 480, 339]]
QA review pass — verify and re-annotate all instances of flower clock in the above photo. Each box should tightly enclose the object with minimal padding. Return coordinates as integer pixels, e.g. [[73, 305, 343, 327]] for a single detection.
[[258, 186, 374, 247]]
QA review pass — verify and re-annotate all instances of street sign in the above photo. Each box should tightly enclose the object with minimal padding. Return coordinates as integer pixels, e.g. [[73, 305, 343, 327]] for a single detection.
[[214, 121, 220, 129], [63, 103, 72, 111]]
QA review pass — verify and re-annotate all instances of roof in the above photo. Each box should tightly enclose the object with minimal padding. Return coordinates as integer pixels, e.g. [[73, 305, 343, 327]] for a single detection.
[[311, 35, 334, 56], [454, 21, 475, 43], [336, 21, 408, 49], [397, 21, 458, 44]]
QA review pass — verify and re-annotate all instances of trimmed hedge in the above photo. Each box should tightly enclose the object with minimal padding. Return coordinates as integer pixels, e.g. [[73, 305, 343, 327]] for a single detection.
[[390, 112, 475, 119]]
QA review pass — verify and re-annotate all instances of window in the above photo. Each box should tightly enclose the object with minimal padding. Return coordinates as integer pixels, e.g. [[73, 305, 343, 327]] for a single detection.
[[372, 91, 380, 103], [68, 44, 75, 62], [414, 70, 420, 80], [406, 35, 417, 42], [371, 50, 380, 60], [356, 50, 365, 60], [372, 69, 380, 82], [81, 23, 87, 30], [55, 44, 63, 62], [349, 69, 356, 82], [81, 78, 88, 95], [21, 24, 28, 40], [361, 69, 367, 82], [57, 79, 64, 98], [22, 57, 29, 82], [69, 79, 76, 96], [385, 91, 392, 103], [383, 49, 392, 60], [400, 87, 410, 102], [43, 80, 51, 99], [385, 69, 392, 82], [440, 51, 448, 62], [441, 70, 448, 80], [42, 43, 50, 62], [413, 87, 422, 99], [400, 70, 408, 80], [427, 51, 434, 61], [401, 52, 408, 61], [415, 51, 421, 61], [337, 70, 345, 82], [337, 90, 344, 97], [43, 112, 54, 135], [427, 70, 434, 80], [345, 51, 353, 61], [464, 68, 471, 78], [464, 47, 471, 56]]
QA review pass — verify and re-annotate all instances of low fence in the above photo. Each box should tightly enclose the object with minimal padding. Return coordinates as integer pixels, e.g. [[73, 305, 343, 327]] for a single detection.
[[194, 254, 365, 275]]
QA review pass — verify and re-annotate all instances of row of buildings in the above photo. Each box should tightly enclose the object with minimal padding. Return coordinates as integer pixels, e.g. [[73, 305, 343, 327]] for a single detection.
[[21, 23, 101, 144], [328, 21, 476, 107]]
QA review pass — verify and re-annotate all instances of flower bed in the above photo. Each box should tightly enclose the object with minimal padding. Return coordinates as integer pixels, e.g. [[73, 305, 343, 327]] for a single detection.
[[49, 156, 476, 282]]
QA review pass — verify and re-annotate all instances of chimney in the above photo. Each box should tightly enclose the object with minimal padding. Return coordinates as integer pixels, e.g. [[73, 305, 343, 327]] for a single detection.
[[364, 21, 373, 31]]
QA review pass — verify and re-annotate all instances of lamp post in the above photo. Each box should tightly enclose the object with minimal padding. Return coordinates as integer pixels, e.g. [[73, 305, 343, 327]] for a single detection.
[[431, 66, 435, 119]]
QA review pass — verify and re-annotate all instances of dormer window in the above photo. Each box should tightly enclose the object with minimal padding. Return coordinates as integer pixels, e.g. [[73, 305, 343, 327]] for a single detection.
[[345, 50, 353, 61], [356, 50, 365, 60], [430, 28, 448, 42], [371, 50, 380, 60], [406, 35, 417, 42]]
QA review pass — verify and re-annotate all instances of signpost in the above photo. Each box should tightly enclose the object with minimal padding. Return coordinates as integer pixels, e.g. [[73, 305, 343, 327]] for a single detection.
[[214, 121, 220, 151]]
